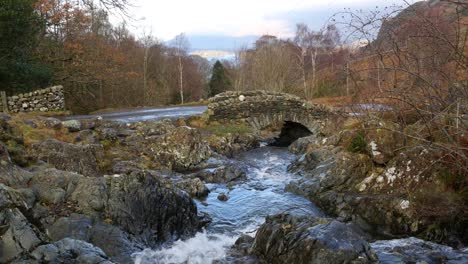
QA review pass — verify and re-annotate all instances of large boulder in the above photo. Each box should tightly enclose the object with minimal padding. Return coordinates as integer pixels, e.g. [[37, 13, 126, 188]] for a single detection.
[[0, 184, 44, 263], [31, 238, 113, 264], [207, 133, 260, 157], [47, 214, 140, 263], [0, 142, 32, 187], [105, 171, 202, 246], [29, 168, 82, 205], [145, 126, 211, 171], [192, 161, 248, 183], [371, 237, 468, 264], [30, 139, 103, 177], [251, 214, 378, 264]]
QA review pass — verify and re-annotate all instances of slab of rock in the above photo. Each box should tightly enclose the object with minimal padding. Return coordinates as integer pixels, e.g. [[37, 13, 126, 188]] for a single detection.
[[31, 139, 102, 177], [251, 214, 378, 264], [371, 237, 468, 264]]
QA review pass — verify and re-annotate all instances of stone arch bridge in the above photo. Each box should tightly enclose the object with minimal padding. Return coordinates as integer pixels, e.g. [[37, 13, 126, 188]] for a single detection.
[[207, 91, 334, 140]]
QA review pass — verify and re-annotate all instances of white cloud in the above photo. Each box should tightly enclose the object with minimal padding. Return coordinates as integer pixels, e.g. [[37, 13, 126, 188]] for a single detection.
[[121, 0, 410, 40]]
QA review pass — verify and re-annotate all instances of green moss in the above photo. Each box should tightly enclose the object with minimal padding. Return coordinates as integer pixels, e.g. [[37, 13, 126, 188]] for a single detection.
[[347, 132, 367, 153]]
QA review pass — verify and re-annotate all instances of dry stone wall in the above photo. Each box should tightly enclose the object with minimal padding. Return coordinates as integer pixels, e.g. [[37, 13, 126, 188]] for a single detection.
[[4, 85, 65, 113], [207, 90, 333, 133]]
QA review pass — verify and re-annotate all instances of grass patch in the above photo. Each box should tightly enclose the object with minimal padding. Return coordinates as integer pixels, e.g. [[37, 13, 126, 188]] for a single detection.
[[206, 123, 252, 136], [347, 131, 367, 153]]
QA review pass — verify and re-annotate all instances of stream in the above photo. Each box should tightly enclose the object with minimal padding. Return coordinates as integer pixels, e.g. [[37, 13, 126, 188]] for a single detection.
[[133, 146, 323, 263], [132, 146, 468, 264]]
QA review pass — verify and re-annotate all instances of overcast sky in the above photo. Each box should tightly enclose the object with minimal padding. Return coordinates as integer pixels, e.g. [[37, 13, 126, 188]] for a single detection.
[[119, 0, 417, 50]]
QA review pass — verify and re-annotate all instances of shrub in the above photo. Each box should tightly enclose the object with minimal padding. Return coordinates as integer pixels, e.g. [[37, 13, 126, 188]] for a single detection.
[[347, 132, 367, 153]]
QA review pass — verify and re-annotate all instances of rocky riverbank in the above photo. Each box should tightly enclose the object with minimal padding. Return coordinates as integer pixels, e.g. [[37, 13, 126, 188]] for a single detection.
[[0, 113, 261, 263], [0, 110, 466, 263]]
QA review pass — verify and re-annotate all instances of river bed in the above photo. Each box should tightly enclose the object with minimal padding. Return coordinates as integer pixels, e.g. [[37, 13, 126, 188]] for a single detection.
[[132, 146, 468, 264]]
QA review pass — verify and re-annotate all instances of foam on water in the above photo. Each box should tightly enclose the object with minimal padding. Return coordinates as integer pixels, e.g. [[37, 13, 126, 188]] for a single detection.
[[132, 232, 237, 264]]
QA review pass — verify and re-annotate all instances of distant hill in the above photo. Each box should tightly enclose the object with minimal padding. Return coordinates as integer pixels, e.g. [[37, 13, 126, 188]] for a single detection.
[[167, 35, 259, 51], [190, 50, 235, 61]]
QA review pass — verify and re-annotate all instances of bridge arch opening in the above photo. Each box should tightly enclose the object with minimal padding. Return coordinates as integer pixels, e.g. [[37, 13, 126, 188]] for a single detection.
[[269, 121, 312, 147]]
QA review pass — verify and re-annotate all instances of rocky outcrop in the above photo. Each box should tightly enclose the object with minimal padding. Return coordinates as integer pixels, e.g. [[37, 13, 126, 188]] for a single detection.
[[30, 139, 103, 177], [0, 184, 44, 263], [105, 171, 201, 246], [249, 214, 378, 264], [286, 120, 467, 246], [131, 126, 211, 171]]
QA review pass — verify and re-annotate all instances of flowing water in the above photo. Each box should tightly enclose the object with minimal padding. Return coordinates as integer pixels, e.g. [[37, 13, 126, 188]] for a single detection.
[[133, 146, 323, 264], [132, 145, 468, 264]]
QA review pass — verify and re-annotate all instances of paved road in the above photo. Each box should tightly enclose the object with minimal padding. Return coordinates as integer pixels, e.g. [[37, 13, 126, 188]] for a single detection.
[[62, 106, 208, 122]]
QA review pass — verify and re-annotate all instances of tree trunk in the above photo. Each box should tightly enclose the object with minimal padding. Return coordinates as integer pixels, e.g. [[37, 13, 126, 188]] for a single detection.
[[143, 47, 149, 105], [178, 55, 184, 104], [310, 49, 317, 98]]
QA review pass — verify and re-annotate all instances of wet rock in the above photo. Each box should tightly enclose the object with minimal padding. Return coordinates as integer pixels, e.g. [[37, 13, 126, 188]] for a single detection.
[[194, 161, 248, 183], [31, 238, 113, 264], [174, 177, 210, 197], [252, 214, 378, 264], [371, 237, 468, 264], [62, 119, 82, 132], [217, 193, 229, 201], [105, 171, 201, 247], [31, 139, 103, 177]]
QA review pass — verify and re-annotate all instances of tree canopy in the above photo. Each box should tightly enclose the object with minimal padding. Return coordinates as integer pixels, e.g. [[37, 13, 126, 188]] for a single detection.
[[209, 60, 231, 97]]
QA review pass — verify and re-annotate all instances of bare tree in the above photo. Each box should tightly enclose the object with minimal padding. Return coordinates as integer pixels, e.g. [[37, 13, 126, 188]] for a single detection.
[[140, 30, 157, 105], [172, 33, 189, 104], [294, 23, 311, 98]]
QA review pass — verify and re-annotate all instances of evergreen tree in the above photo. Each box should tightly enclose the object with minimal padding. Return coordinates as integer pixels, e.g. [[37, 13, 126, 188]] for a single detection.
[[208, 60, 231, 97], [0, 0, 51, 94]]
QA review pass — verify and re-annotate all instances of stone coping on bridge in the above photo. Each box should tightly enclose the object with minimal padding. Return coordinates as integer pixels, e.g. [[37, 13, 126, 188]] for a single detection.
[[207, 90, 335, 133]]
